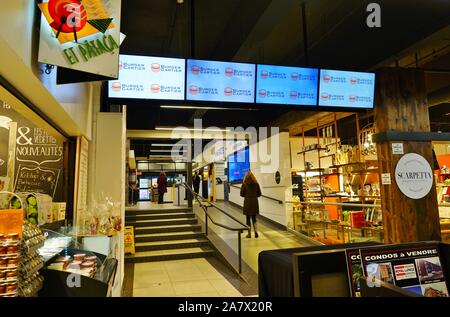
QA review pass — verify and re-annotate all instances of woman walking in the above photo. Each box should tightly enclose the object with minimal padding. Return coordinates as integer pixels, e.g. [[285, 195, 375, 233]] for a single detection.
[[240, 171, 262, 238]]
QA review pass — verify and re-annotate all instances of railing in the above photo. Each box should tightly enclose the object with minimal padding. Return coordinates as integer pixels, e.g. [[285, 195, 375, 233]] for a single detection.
[[181, 183, 249, 274], [286, 200, 383, 244], [229, 183, 283, 204], [286, 201, 382, 208]]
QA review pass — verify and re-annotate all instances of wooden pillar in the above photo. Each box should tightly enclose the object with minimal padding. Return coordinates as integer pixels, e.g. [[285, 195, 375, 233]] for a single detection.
[[375, 67, 441, 243]]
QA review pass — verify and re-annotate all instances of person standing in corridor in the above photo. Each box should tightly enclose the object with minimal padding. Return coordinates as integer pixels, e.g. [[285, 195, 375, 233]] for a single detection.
[[193, 171, 201, 195], [157, 172, 167, 204], [240, 171, 261, 238]]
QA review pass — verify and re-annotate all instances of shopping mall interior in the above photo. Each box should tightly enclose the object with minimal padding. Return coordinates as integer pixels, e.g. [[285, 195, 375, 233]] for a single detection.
[[0, 0, 450, 301]]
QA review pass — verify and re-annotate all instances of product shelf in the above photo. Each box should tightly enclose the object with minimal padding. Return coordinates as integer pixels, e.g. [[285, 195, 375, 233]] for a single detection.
[[294, 168, 325, 173], [22, 240, 45, 254], [297, 147, 326, 155], [20, 262, 44, 280], [330, 162, 367, 169], [39, 220, 65, 231]]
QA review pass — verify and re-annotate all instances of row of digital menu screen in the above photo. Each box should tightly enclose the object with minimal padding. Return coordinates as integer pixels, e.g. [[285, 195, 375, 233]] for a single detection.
[[108, 55, 376, 108]]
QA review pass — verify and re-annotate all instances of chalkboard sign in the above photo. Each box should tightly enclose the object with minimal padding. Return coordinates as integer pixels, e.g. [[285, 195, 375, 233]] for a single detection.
[[14, 164, 60, 197], [0, 103, 66, 200]]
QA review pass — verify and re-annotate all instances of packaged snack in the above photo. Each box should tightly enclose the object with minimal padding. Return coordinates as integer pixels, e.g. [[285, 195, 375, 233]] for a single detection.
[[73, 254, 86, 261]]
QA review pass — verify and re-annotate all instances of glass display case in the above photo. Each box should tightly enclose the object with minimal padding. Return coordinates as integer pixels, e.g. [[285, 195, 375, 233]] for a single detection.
[[38, 229, 118, 297]]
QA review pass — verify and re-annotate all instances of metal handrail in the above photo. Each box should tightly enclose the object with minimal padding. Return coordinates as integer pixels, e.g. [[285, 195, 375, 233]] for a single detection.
[[229, 183, 283, 204], [181, 183, 248, 273], [286, 201, 382, 208], [182, 183, 248, 231]]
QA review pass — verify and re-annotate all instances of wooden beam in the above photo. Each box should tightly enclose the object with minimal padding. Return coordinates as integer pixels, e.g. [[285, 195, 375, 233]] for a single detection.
[[375, 67, 441, 243]]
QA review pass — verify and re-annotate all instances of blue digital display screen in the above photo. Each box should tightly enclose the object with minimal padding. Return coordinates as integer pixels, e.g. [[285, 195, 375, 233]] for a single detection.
[[108, 55, 186, 100], [318, 69, 375, 108], [186, 59, 256, 103], [256, 65, 318, 105], [227, 147, 250, 183]]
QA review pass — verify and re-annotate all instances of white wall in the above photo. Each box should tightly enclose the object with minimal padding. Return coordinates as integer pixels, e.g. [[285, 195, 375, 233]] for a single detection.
[[229, 132, 293, 227], [215, 163, 226, 200], [89, 110, 126, 297], [38, 69, 97, 139], [0, 0, 36, 68]]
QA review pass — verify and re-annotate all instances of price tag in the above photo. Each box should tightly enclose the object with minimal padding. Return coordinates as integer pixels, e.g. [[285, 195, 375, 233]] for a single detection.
[[392, 143, 404, 155], [381, 173, 392, 185]]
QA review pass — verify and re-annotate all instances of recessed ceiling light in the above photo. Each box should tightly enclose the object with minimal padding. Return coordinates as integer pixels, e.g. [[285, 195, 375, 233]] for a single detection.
[[150, 150, 187, 153], [151, 143, 182, 147], [160, 105, 258, 111], [155, 126, 231, 132]]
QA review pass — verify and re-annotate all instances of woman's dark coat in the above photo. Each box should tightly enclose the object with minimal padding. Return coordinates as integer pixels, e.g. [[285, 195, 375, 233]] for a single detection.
[[240, 181, 262, 216]]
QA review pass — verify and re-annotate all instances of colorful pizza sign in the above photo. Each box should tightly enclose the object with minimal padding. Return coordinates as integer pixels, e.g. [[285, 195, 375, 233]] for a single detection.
[[38, 0, 122, 78]]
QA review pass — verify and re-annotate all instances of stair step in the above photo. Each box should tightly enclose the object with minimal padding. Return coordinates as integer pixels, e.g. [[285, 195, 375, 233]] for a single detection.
[[126, 208, 192, 216], [135, 239, 210, 252], [125, 247, 215, 263], [135, 232, 205, 243], [134, 224, 202, 235], [126, 218, 198, 227], [126, 213, 195, 221]]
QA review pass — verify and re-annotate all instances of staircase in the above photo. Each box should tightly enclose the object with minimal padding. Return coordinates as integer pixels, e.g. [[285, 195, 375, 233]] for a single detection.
[[125, 207, 215, 263]]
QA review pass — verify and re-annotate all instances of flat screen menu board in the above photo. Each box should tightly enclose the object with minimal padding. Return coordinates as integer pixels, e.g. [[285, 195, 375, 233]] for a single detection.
[[256, 65, 318, 105], [227, 147, 250, 183], [186, 59, 255, 103], [108, 55, 185, 100], [318, 69, 375, 108], [359, 243, 449, 297]]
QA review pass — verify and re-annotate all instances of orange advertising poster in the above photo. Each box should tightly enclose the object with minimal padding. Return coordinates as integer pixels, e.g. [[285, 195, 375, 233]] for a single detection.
[[0, 209, 24, 239]]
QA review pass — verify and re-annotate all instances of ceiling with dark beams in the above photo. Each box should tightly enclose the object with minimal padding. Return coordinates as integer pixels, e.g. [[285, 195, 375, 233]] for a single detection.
[[113, 0, 450, 132]]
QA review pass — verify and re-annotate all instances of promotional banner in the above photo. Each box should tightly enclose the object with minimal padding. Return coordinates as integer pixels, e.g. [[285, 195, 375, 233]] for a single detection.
[[360, 243, 449, 297], [38, 0, 122, 78], [108, 55, 186, 100], [319, 69, 375, 108], [186, 59, 255, 103], [256, 65, 318, 105]]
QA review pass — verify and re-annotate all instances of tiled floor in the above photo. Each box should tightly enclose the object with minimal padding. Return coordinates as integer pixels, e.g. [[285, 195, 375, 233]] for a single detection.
[[194, 201, 313, 273], [128, 200, 312, 297], [133, 258, 243, 297]]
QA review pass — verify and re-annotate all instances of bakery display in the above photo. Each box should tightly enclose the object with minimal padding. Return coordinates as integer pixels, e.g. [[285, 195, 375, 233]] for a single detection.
[[0, 231, 20, 297], [48, 253, 98, 278]]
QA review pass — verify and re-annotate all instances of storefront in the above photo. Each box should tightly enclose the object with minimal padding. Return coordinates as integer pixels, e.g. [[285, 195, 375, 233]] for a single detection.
[[0, 0, 125, 296], [288, 112, 383, 245], [287, 102, 449, 245], [135, 161, 187, 203]]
